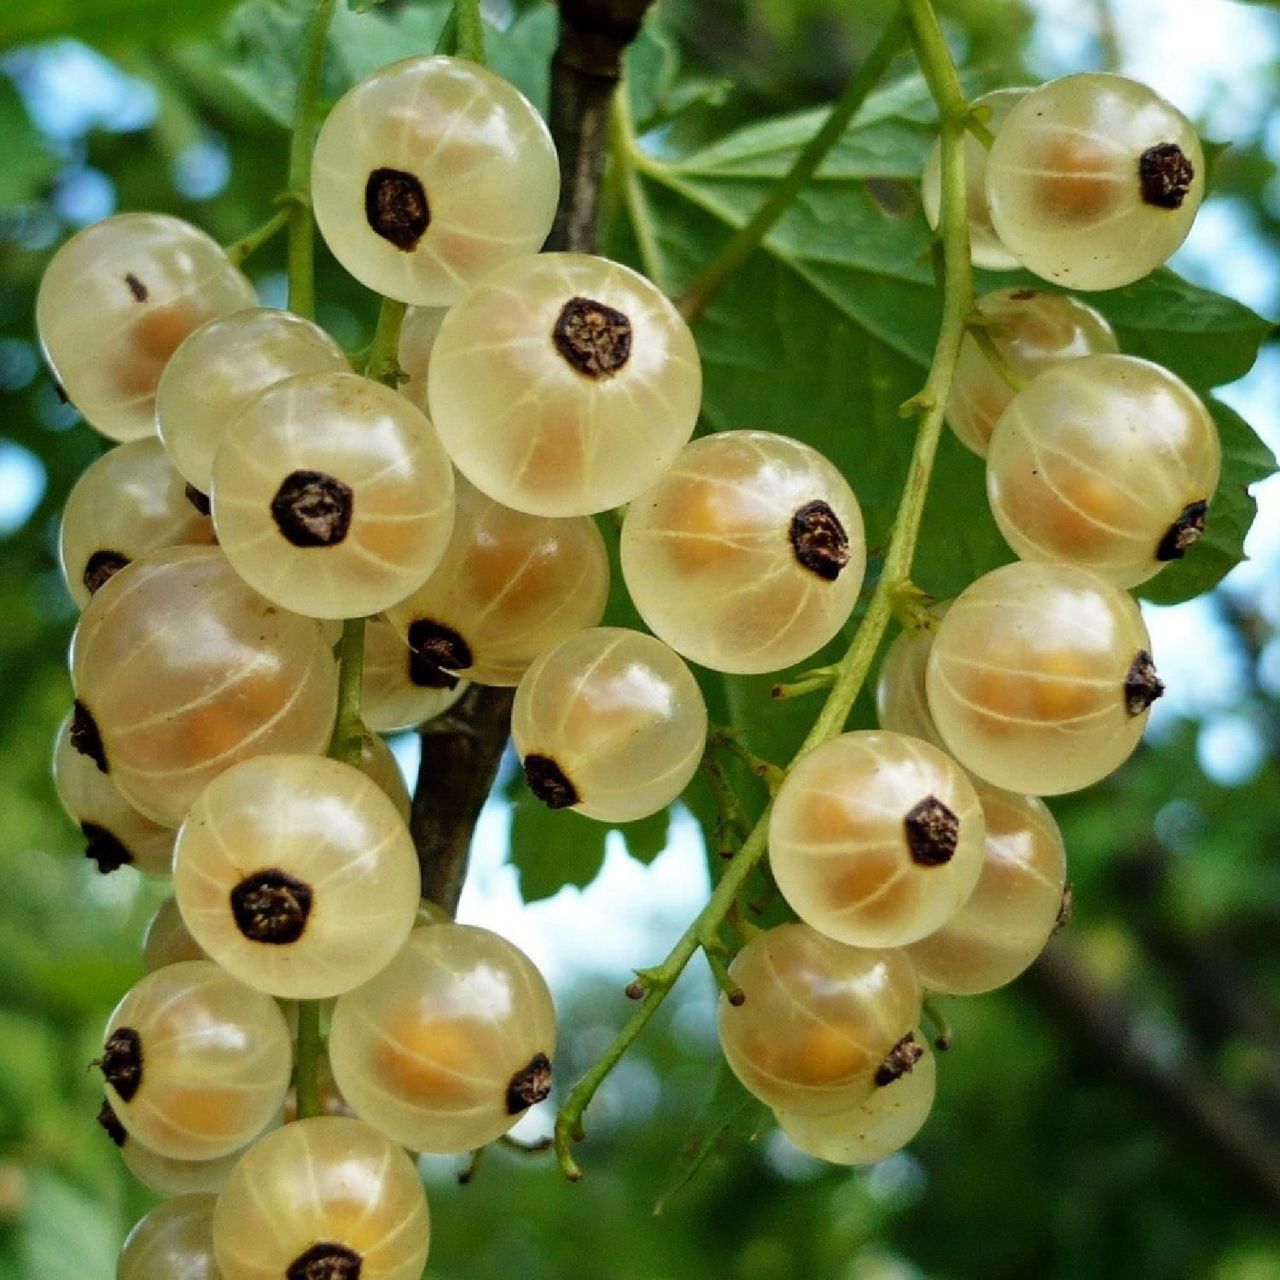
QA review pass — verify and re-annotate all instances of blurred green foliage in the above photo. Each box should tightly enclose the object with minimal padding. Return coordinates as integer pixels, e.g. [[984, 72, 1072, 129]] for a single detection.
[[1, 1, 1279, 1278]]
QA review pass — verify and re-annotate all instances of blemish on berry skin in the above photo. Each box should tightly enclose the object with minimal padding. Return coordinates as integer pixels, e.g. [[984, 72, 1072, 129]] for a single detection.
[[185, 483, 211, 516], [365, 168, 430, 251], [553, 297, 632, 377], [230, 868, 314, 944], [1139, 143, 1195, 209], [124, 273, 148, 302]]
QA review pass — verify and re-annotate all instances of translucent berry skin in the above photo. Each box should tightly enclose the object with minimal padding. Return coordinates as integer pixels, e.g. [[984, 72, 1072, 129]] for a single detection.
[[156, 307, 349, 493], [59, 438, 214, 609], [386, 478, 610, 686], [398, 305, 448, 415], [212, 1116, 431, 1280], [70, 546, 338, 826], [211, 371, 455, 620], [360, 730, 412, 823], [53, 715, 175, 876], [620, 431, 867, 675], [925, 561, 1159, 795], [36, 213, 256, 442], [361, 615, 469, 733], [311, 55, 558, 306], [102, 1100, 247, 1197], [99, 960, 291, 1160], [907, 785, 1066, 995], [329, 923, 556, 1154], [117, 1194, 220, 1280], [984, 73, 1205, 290], [946, 288, 1117, 457], [776, 1039, 936, 1165], [717, 923, 921, 1116], [769, 731, 986, 949], [173, 755, 420, 1000], [511, 627, 708, 822], [142, 895, 207, 971], [987, 354, 1221, 589], [874, 614, 948, 750], [922, 88, 1029, 271], [428, 253, 702, 517]]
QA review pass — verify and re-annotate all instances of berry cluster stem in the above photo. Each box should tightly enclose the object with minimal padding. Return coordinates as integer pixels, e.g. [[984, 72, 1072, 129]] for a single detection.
[[285, 0, 339, 321], [553, 0, 975, 1181], [293, 1000, 324, 1120], [454, 0, 487, 65], [329, 617, 367, 769]]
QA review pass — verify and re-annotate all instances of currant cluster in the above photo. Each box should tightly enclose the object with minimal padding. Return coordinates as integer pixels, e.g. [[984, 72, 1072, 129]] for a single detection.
[[37, 29, 1211, 1261], [716, 70, 1214, 1165]]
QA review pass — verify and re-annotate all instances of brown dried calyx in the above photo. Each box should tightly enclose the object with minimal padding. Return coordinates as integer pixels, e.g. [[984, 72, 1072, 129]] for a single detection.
[[506, 1052, 553, 1114], [185, 483, 211, 517], [365, 167, 430, 252], [522, 754, 579, 810], [406, 619, 473, 690], [71, 700, 109, 774], [553, 296, 632, 377], [286, 1242, 363, 1280], [903, 795, 959, 867], [1156, 499, 1207, 561], [98, 1027, 143, 1102], [230, 868, 313, 945], [1055, 883, 1074, 933], [1124, 649, 1165, 717], [789, 500, 851, 582], [83, 823, 134, 874], [271, 470, 354, 548], [124, 273, 148, 302], [83, 549, 129, 596], [875, 1033, 924, 1087], [97, 1098, 128, 1147], [1139, 143, 1195, 210]]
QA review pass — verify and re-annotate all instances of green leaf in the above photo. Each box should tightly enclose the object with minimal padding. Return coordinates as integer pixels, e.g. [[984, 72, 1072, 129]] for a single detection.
[[19, 1172, 119, 1280], [0, 80, 57, 208], [506, 770, 673, 902], [608, 77, 1275, 610], [0, 0, 240, 48]]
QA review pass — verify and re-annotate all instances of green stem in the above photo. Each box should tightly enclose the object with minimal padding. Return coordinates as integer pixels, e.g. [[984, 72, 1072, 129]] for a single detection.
[[329, 617, 367, 768], [363, 297, 409, 387], [286, 0, 339, 320], [676, 12, 909, 324], [294, 1001, 323, 1119], [454, 0, 486, 64], [968, 321, 1027, 392], [552, 0, 975, 1183], [225, 207, 290, 266]]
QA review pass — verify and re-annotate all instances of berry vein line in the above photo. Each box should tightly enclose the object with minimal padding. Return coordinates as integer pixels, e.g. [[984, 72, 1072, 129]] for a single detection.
[[552, 0, 976, 1181]]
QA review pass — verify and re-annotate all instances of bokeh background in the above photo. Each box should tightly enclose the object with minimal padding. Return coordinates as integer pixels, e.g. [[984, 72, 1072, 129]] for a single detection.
[[1, 1, 1279, 1277]]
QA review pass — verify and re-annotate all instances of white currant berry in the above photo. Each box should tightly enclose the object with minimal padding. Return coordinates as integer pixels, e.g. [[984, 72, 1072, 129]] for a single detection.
[[211, 370, 455, 620], [156, 307, 349, 493], [360, 615, 469, 733], [36, 213, 256, 441], [97, 960, 291, 1160], [511, 627, 708, 822], [69, 547, 338, 826], [717, 922, 922, 1116], [359, 729, 412, 823], [141, 895, 207, 971], [385, 478, 610, 687], [926, 561, 1162, 795], [907, 785, 1066, 994], [173, 755, 420, 1000], [428, 252, 702, 516], [59, 437, 214, 608], [776, 1039, 936, 1165], [311, 55, 558, 306], [769, 731, 986, 948], [398, 305, 448, 415], [946, 287, 1117, 457], [874, 612, 948, 750], [212, 1116, 431, 1280], [117, 1194, 221, 1280], [329, 923, 556, 1154], [98, 1098, 244, 1198], [987, 353, 1221, 588], [985, 73, 1205, 289], [922, 88, 1029, 270], [53, 713, 175, 876], [620, 431, 866, 675]]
